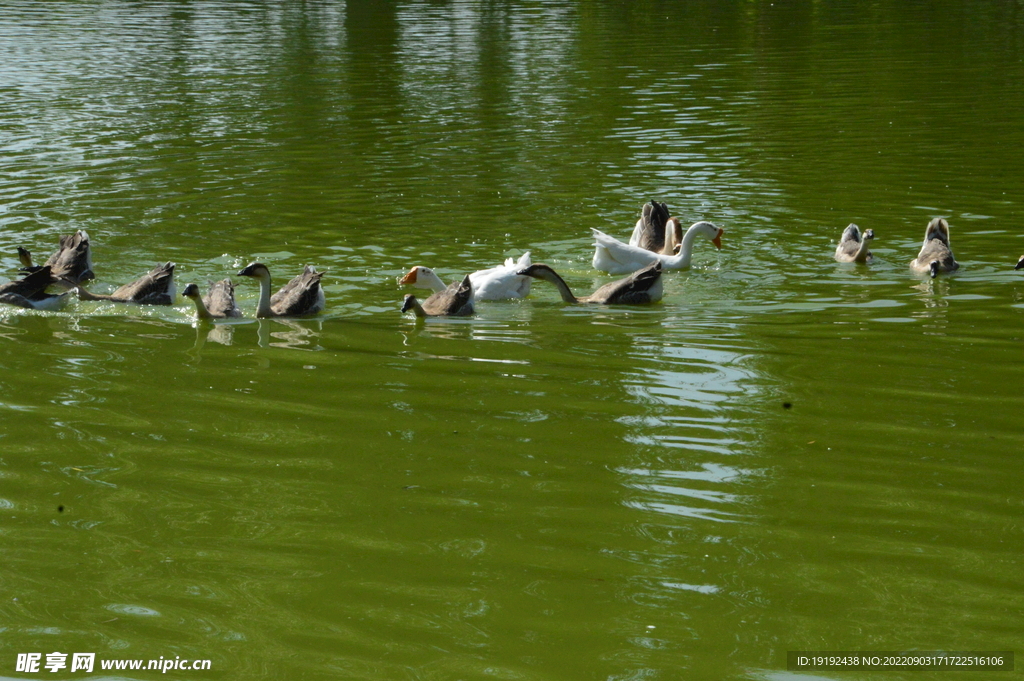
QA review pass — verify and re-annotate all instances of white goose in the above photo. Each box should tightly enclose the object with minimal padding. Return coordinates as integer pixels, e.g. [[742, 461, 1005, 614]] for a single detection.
[[398, 252, 532, 300], [592, 219, 723, 275]]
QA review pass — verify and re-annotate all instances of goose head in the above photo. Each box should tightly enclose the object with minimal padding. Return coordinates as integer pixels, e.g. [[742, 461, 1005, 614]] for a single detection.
[[1015, 255, 1024, 271], [399, 266, 435, 286], [688, 221, 724, 250], [181, 283, 201, 299], [401, 293, 427, 317], [238, 262, 271, 281]]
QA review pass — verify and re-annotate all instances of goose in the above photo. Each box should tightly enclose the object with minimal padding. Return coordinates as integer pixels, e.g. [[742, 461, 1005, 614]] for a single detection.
[[834, 224, 875, 263], [910, 218, 959, 278], [628, 200, 681, 254], [1015, 255, 1024, 271], [0, 267, 70, 310], [182, 280, 242, 319], [399, 252, 532, 301], [66, 262, 176, 305], [18, 230, 94, 285], [0, 291, 71, 310], [237, 263, 325, 317], [1, 266, 55, 298], [519, 261, 663, 305], [401, 275, 474, 317], [592, 220, 723, 275]]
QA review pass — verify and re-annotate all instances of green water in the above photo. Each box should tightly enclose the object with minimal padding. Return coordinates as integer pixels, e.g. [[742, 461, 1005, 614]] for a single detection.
[[2, 2, 1023, 680]]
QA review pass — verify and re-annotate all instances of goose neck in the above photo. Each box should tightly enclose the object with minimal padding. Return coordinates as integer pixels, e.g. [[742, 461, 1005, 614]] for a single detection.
[[255, 274, 274, 318]]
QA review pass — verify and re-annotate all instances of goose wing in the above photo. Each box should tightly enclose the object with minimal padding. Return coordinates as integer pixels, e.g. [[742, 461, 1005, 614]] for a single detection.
[[589, 262, 663, 304], [3, 292, 69, 310], [204, 279, 242, 317], [592, 228, 659, 275], [835, 224, 863, 261], [46, 231, 94, 283], [469, 251, 532, 300], [270, 266, 324, 316], [422, 275, 474, 316], [913, 239, 957, 273], [0, 266, 54, 298], [109, 262, 175, 304], [628, 201, 672, 252]]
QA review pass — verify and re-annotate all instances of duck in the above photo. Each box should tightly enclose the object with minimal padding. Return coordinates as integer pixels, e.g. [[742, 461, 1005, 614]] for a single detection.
[[834, 224, 875, 263], [237, 263, 325, 317], [519, 261, 663, 305], [910, 218, 959, 278], [399, 252, 532, 301], [66, 262, 176, 305], [592, 219, 723, 275], [0, 267, 71, 310], [182, 280, 242, 319], [628, 200, 681, 254], [17, 230, 94, 285], [401, 275, 474, 317]]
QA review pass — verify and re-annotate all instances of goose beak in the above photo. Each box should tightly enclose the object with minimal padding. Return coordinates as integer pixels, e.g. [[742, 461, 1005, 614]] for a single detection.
[[398, 268, 417, 285], [712, 228, 724, 250]]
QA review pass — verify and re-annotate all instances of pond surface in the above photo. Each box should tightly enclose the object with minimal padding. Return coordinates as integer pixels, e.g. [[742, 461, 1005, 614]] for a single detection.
[[1, 2, 1022, 679]]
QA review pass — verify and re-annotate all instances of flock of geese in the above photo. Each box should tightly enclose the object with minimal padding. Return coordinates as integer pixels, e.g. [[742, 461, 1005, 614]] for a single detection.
[[2, 201, 1019, 319], [0, 231, 324, 319]]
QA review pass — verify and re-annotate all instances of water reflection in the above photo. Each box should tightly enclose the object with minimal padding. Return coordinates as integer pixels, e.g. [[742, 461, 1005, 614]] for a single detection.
[[255, 317, 324, 350], [616, 330, 760, 530]]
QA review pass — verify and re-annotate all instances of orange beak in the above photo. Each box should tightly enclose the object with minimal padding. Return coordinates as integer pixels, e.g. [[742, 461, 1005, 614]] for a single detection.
[[399, 268, 417, 285], [712, 228, 724, 250]]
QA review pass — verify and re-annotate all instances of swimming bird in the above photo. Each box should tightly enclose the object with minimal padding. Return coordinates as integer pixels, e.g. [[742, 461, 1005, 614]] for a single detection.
[[399, 252, 532, 301], [628, 200, 680, 254], [67, 262, 176, 304], [1, 266, 54, 298], [18, 230, 94, 285], [834, 224, 875, 263], [1015, 255, 1024, 270], [401, 275, 474, 317], [519, 262, 663, 305], [237, 263, 325, 317], [0, 267, 70, 310], [910, 218, 959, 278], [182, 280, 242, 319], [0, 291, 71, 310], [592, 220, 723, 274]]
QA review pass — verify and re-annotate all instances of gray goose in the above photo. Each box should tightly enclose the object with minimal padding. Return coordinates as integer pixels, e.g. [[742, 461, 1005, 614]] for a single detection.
[[402, 275, 474, 317], [182, 280, 242, 319], [910, 218, 959, 278], [237, 263, 325, 317], [519, 261, 663, 305], [18, 230, 94, 286], [834, 224, 875, 263], [0, 266, 70, 310], [67, 262, 176, 305]]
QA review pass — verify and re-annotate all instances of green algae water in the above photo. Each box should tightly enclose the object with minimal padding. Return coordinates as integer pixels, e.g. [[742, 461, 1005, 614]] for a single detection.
[[2, 2, 1023, 679]]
